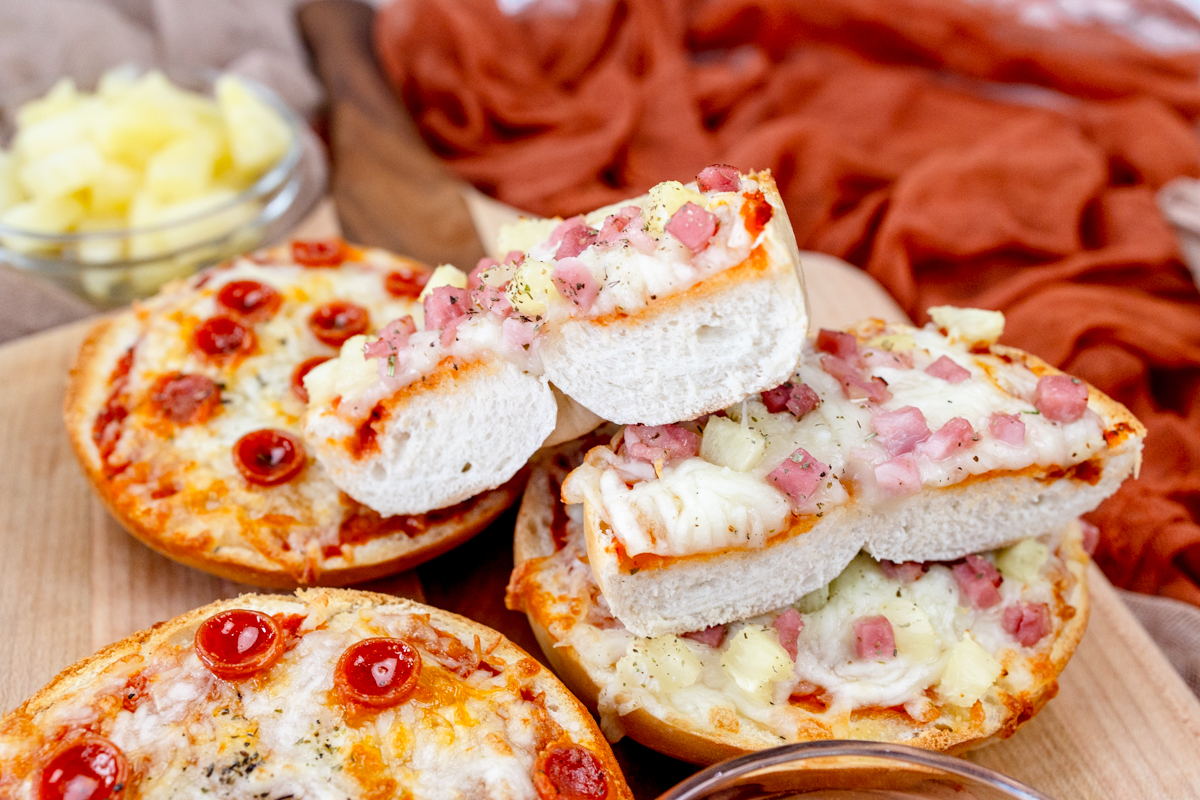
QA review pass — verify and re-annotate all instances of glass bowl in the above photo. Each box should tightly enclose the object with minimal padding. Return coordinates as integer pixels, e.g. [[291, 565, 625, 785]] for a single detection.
[[0, 65, 326, 308], [656, 742, 1054, 800]]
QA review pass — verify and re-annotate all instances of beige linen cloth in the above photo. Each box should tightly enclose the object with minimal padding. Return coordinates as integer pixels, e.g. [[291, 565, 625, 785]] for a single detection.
[[0, 0, 1197, 700]]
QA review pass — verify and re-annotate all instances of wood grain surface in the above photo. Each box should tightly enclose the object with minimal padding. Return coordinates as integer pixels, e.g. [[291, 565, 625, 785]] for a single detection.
[[0, 252, 1197, 798]]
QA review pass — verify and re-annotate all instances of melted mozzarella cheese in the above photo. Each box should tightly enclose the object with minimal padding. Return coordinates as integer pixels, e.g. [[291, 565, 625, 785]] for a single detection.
[[600, 458, 790, 557]]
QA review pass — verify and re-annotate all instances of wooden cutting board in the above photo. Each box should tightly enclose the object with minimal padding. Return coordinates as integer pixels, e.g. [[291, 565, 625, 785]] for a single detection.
[[1, 216, 1198, 797]]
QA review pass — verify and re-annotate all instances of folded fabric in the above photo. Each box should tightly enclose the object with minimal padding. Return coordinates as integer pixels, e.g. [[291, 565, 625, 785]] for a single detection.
[[376, 0, 1200, 606]]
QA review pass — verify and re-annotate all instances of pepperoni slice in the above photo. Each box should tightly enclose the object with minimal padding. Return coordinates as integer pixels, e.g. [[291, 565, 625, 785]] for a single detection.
[[194, 609, 285, 680], [233, 429, 306, 486], [334, 638, 421, 708], [216, 280, 281, 322], [150, 374, 221, 425], [293, 239, 348, 267], [534, 744, 609, 800], [384, 266, 431, 298], [40, 737, 127, 800], [309, 302, 369, 347], [291, 357, 332, 403], [194, 316, 255, 359]]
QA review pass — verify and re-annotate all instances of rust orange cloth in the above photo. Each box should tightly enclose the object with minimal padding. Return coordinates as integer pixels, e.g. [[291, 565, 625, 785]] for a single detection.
[[376, 0, 1200, 606]]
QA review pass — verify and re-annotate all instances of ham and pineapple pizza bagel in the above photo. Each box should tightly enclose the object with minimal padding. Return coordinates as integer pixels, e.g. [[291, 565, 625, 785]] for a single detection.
[[301, 166, 808, 517], [0, 588, 632, 800], [507, 440, 1092, 765], [63, 239, 523, 587]]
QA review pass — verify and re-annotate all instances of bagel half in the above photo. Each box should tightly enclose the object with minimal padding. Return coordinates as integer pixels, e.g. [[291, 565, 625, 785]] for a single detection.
[[508, 442, 1089, 766], [64, 243, 523, 587], [0, 588, 632, 800], [563, 315, 1143, 637]]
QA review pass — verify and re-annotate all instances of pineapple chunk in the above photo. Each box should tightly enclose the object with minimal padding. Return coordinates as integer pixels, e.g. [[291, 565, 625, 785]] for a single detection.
[[938, 633, 1002, 707], [507, 258, 560, 317], [0, 196, 85, 253], [18, 142, 105, 200], [495, 216, 560, 257], [646, 180, 705, 234], [15, 78, 80, 128], [94, 71, 193, 166], [700, 416, 767, 471], [928, 306, 1005, 347], [12, 108, 91, 163], [996, 538, 1049, 583], [720, 625, 793, 701], [615, 636, 701, 695], [303, 336, 380, 408], [867, 332, 916, 352], [216, 74, 291, 174], [144, 136, 219, 203], [418, 264, 469, 302], [87, 161, 140, 215], [881, 599, 941, 662], [0, 152, 26, 214]]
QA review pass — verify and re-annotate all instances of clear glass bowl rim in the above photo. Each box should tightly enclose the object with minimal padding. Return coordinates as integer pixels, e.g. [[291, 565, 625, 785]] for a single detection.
[[654, 741, 1054, 800], [0, 64, 304, 243]]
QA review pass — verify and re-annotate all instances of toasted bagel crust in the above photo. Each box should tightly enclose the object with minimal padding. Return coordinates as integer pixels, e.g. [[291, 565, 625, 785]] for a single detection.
[[0, 589, 632, 800], [63, 246, 523, 587], [509, 443, 1089, 765]]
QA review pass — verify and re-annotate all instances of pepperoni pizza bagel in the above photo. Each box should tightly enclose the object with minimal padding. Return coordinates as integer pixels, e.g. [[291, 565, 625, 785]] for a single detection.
[[0, 589, 632, 800], [64, 240, 522, 587], [507, 440, 1091, 765]]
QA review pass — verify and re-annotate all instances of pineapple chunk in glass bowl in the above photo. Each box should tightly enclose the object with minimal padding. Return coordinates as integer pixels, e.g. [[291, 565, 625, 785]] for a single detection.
[[0, 65, 325, 308]]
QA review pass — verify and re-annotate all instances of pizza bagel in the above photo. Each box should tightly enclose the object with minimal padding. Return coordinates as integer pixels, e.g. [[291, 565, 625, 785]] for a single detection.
[[301, 167, 808, 517], [508, 441, 1090, 765], [64, 240, 523, 587], [0, 589, 632, 800]]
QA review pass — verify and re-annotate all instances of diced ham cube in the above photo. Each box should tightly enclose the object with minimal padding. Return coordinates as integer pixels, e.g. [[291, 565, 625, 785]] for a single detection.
[[551, 257, 599, 314], [860, 347, 913, 370], [772, 608, 804, 660], [786, 384, 821, 418], [665, 202, 718, 254], [696, 164, 741, 193], [363, 316, 416, 359], [821, 355, 891, 404], [468, 257, 498, 290], [925, 355, 970, 383], [880, 560, 927, 583], [989, 412, 1026, 445], [424, 286, 468, 331], [553, 217, 597, 259], [816, 329, 858, 360], [854, 615, 896, 660], [915, 417, 976, 461], [597, 206, 639, 243], [1034, 374, 1089, 423], [440, 314, 466, 348], [1079, 518, 1100, 555], [624, 424, 701, 464], [1002, 602, 1052, 647], [767, 448, 830, 510], [953, 554, 1003, 609], [872, 406, 931, 457], [760, 382, 820, 418], [471, 283, 513, 318], [760, 383, 792, 413], [501, 317, 538, 350], [874, 454, 921, 497], [682, 625, 727, 648]]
